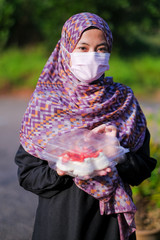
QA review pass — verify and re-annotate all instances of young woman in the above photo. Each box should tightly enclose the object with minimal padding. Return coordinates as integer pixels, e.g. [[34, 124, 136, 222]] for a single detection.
[[15, 12, 157, 240]]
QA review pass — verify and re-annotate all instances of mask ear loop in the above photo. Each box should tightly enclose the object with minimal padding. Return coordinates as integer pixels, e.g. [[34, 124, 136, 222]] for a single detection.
[[60, 43, 72, 71], [60, 43, 81, 88]]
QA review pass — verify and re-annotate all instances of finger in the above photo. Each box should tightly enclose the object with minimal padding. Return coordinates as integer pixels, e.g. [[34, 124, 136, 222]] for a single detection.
[[94, 167, 112, 176], [85, 124, 106, 141], [105, 125, 117, 137], [106, 167, 112, 173], [92, 124, 106, 134], [57, 169, 66, 176]]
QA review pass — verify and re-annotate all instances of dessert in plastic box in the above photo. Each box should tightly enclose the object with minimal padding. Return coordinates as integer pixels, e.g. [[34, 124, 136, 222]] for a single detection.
[[41, 128, 128, 179]]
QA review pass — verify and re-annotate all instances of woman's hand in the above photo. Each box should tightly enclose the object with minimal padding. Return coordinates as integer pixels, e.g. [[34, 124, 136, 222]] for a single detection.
[[57, 124, 119, 178], [94, 167, 112, 176], [91, 124, 117, 137], [56, 168, 67, 176], [90, 124, 120, 160]]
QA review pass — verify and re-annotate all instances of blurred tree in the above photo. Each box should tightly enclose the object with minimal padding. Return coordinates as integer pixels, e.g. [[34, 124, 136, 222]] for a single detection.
[[0, 0, 14, 50], [3, 0, 44, 46], [0, 0, 160, 54], [94, 0, 160, 54]]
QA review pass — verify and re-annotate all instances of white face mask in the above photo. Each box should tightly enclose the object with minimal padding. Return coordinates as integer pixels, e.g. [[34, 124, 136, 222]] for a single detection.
[[70, 51, 110, 83]]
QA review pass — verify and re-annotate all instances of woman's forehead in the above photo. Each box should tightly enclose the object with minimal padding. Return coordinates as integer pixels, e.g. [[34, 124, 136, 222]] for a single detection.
[[77, 28, 107, 46]]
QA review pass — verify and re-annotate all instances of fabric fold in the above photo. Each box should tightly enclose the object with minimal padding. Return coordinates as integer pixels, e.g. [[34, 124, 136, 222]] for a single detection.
[[74, 167, 136, 240]]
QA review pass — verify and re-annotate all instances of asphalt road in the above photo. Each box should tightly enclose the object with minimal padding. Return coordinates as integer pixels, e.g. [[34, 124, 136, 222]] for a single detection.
[[0, 95, 159, 240], [0, 96, 37, 240]]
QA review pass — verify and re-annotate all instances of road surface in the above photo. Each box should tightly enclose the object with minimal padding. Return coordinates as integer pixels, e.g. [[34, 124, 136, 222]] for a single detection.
[[0, 96, 37, 240]]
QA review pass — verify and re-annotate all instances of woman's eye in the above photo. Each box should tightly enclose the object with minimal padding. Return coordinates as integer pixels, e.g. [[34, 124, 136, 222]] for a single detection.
[[79, 47, 87, 51], [73, 46, 88, 53], [97, 47, 108, 53]]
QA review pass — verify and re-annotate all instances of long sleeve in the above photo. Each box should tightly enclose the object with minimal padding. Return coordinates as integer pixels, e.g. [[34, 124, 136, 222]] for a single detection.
[[15, 145, 73, 198], [117, 128, 157, 186]]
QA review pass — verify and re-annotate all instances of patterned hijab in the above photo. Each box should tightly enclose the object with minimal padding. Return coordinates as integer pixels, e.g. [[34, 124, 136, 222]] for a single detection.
[[20, 12, 146, 159]]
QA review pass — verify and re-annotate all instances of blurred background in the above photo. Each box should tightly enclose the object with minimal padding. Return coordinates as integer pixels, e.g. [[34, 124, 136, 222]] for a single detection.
[[0, 0, 160, 96], [0, 0, 160, 239]]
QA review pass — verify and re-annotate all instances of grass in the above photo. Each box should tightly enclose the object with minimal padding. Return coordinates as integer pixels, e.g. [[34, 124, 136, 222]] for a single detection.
[[0, 45, 47, 90], [132, 141, 160, 209], [107, 53, 160, 95], [143, 106, 160, 143], [0, 45, 160, 96]]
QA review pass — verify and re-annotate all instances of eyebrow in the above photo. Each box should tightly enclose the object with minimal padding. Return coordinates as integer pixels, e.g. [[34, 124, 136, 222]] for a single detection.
[[97, 42, 108, 47], [77, 42, 108, 47], [77, 42, 89, 46]]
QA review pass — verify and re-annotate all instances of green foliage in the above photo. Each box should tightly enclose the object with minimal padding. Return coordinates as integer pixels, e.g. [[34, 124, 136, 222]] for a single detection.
[[107, 54, 160, 94], [0, 0, 160, 54], [0, 45, 47, 90], [107, 55, 136, 87], [132, 56, 160, 91], [0, 0, 14, 49], [132, 141, 160, 208], [91, 0, 160, 54]]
